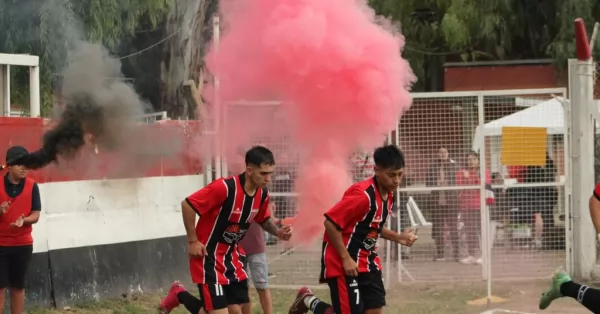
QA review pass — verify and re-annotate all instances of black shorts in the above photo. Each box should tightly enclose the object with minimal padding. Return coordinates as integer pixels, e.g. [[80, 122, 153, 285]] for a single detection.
[[198, 280, 249, 310], [326, 271, 386, 314], [0, 245, 33, 289]]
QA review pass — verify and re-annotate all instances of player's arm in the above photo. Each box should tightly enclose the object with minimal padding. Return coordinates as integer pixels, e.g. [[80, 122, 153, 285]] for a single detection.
[[381, 226, 417, 247], [589, 184, 600, 235], [257, 195, 292, 240], [260, 218, 280, 235], [182, 180, 227, 243], [323, 192, 370, 260]]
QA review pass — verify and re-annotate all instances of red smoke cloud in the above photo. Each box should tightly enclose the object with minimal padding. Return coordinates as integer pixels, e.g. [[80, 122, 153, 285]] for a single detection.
[[204, 0, 415, 244]]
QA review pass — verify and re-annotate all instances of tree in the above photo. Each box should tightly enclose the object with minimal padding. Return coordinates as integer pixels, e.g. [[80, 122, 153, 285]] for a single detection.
[[160, 0, 217, 119], [368, 0, 599, 91], [0, 0, 172, 116]]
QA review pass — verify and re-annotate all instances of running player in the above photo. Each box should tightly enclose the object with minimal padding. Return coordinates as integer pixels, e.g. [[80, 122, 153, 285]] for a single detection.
[[159, 146, 292, 314], [288, 145, 418, 314], [538, 181, 600, 313]]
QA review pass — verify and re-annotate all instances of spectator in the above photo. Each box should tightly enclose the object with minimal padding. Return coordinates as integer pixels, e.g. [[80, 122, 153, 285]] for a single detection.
[[0, 146, 42, 314], [426, 147, 459, 261], [456, 151, 491, 265], [523, 152, 558, 249], [240, 203, 276, 314]]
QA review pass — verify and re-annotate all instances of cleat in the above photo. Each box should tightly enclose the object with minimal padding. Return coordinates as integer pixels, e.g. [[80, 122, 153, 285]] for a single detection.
[[159, 281, 186, 313], [288, 286, 314, 314], [539, 271, 572, 310]]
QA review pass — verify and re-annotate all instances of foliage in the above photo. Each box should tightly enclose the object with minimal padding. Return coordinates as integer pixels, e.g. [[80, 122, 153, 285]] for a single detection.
[[0, 0, 172, 116], [368, 0, 600, 90]]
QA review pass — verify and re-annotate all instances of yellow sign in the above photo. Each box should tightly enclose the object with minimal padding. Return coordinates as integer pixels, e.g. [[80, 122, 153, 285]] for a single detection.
[[501, 127, 547, 166]]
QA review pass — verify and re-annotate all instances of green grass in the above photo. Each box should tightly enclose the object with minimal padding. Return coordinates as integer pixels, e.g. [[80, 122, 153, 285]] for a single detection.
[[25, 285, 490, 314], [25, 281, 590, 314]]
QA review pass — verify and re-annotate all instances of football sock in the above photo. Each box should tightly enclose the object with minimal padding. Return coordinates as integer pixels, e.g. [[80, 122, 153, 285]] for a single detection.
[[177, 291, 203, 314], [560, 281, 600, 313], [305, 296, 335, 314]]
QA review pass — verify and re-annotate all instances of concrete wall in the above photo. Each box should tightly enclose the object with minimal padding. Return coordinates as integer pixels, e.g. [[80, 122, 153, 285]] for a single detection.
[[24, 175, 205, 308]]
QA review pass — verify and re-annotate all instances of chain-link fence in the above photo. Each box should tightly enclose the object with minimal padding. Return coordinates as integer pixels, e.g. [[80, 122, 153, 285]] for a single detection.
[[394, 90, 568, 286]]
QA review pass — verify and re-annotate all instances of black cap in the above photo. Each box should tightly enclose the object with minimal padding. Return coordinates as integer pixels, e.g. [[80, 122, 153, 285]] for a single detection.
[[6, 146, 29, 166]]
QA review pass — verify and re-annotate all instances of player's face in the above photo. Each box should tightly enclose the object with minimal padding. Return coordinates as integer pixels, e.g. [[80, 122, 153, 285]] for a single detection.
[[248, 163, 275, 188], [374, 166, 404, 191]]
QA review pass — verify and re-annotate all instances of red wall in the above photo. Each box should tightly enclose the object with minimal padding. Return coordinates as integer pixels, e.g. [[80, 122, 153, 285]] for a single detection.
[[0, 118, 204, 183], [444, 63, 560, 91]]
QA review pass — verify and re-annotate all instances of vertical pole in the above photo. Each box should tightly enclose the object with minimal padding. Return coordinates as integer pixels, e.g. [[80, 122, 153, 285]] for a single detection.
[[1, 65, 11, 116], [213, 15, 222, 180], [564, 63, 575, 275], [30, 66, 40, 117], [570, 57, 597, 279], [385, 129, 393, 286], [477, 94, 492, 303]]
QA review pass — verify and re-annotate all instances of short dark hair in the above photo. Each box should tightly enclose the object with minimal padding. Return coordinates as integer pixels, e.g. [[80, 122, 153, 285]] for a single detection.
[[245, 146, 275, 166], [373, 145, 405, 170]]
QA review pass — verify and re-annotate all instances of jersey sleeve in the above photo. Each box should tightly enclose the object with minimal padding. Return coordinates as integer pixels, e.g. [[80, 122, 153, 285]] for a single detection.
[[594, 183, 600, 201], [324, 190, 370, 230], [254, 190, 271, 224], [185, 179, 228, 216]]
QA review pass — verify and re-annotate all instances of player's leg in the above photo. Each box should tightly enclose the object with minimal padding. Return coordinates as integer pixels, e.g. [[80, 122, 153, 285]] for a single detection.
[[7, 245, 33, 314], [223, 280, 251, 314], [539, 271, 600, 312], [288, 287, 334, 314], [248, 253, 273, 314], [159, 281, 206, 314], [357, 272, 386, 314]]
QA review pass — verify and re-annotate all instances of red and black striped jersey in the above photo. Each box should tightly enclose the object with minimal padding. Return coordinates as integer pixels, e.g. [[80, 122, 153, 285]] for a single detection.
[[320, 176, 393, 281], [594, 183, 600, 200], [185, 174, 271, 285]]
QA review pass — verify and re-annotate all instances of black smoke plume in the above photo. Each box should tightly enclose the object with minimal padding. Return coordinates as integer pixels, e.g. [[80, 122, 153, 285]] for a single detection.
[[16, 43, 147, 170]]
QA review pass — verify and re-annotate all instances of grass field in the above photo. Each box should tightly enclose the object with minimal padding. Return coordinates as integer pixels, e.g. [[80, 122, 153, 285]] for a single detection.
[[26, 280, 592, 314]]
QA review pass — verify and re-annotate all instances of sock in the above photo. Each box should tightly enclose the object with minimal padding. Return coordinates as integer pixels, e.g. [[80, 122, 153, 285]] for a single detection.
[[177, 291, 203, 314], [305, 296, 334, 314], [560, 281, 600, 313]]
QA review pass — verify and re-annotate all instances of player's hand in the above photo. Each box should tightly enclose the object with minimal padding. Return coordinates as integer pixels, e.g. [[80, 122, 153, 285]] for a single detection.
[[398, 229, 418, 247], [10, 215, 24, 228], [0, 201, 10, 215], [276, 225, 292, 241], [342, 256, 359, 277], [188, 240, 207, 258], [463, 170, 470, 178]]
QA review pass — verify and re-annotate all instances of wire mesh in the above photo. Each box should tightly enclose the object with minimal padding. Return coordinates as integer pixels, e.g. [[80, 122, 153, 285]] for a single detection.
[[220, 89, 569, 289], [394, 90, 568, 283]]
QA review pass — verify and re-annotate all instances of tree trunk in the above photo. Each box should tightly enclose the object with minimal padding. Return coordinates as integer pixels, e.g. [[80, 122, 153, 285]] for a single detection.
[[161, 0, 215, 119]]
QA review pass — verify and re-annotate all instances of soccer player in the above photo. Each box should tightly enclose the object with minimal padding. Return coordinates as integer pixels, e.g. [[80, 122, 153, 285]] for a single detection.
[[538, 182, 600, 313], [159, 146, 292, 314], [0, 146, 42, 314], [288, 145, 418, 314]]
